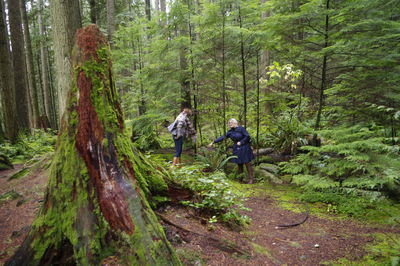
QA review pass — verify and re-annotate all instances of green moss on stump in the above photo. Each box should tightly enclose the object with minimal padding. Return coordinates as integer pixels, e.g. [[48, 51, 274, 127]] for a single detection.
[[6, 25, 180, 266]]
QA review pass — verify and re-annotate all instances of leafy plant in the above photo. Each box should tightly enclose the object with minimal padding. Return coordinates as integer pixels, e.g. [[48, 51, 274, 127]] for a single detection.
[[267, 111, 312, 154], [0, 129, 56, 164], [196, 147, 237, 172], [171, 165, 250, 227]]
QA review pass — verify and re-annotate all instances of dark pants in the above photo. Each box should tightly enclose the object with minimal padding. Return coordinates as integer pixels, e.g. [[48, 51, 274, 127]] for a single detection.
[[173, 136, 183, 157]]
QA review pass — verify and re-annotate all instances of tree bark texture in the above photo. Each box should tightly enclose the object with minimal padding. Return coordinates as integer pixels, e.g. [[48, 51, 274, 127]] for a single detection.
[[179, 46, 191, 109], [38, 0, 56, 129], [50, 0, 82, 123], [260, 0, 270, 78], [160, 0, 166, 13], [106, 0, 115, 42], [315, 0, 330, 130], [5, 25, 180, 266], [238, 6, 247, 128], [145, 0, 151, 20], [20, 0, 39, 128], [8, 0, 30, 131], [0, 0, 17, 141], [88, 0, 97, 23]]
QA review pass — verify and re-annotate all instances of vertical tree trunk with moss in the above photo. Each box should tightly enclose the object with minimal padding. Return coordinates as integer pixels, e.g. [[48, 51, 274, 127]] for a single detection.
[[0, 0, 17, 141], [8, 0, 30, 131], [50, 0, 82, 122], [38, 0, 56, 129], [106, 0, 115, 42], [5, 25, 180, 266], [21, 0, 39, 128]]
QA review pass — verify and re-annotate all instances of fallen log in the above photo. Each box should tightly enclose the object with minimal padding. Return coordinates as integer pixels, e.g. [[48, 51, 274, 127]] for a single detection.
[[254, 148, 274, 156]]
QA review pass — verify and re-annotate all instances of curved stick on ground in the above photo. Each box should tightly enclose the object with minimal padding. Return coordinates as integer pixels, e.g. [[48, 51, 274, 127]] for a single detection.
[[275, 203, 309, 229]]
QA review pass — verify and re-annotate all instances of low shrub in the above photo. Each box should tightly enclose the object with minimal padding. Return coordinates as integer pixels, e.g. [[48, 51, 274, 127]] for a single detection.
[[171, 165, 250, 227]]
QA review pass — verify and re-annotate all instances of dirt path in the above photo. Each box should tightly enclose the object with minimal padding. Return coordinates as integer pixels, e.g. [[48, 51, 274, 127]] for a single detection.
[[0, 165, 48, 264], [161, 196, 398, 266], [0, 167, 398, 265]]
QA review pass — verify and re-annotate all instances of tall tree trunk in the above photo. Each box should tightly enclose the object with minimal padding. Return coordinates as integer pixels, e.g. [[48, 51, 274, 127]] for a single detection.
[[145, 0, 151, 20], [38, 0, 55, 129], [106, 0, 115, 42], [260, 0, 270, 78], [179, 48, 191, 109], [0, 0, 17, 141], [47, 44, 58, 128], [238, 6, 247, 128], [137, 37, 146, 115], [8, 0, 30, 131], [88, 0, 97, 23], [256, 50, 260, 164], [314, 0, 330, 130], [50, 0, 82, 124], [187, 0, 197, 151], [20, 0, 39, 128], [5, 25, 181, 266], [160, 0, 166, 13], [221, 7, 226, 133], [178, 1, 191, 110]]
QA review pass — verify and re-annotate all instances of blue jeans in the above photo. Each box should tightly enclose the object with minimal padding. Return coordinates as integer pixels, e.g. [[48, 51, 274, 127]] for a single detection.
[[173, 136, 183, 157]]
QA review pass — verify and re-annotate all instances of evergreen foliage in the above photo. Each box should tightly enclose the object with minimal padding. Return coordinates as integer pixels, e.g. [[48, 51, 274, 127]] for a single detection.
[[281, 126, 400, 197]]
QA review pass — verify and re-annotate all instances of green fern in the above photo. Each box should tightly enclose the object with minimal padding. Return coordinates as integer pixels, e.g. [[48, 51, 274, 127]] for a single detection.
[[281, 125, 400, 197], [196, 147, 237, 172]]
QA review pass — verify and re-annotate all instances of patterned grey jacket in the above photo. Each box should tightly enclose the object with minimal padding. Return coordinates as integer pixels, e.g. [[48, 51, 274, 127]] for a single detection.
[[169, 112, 196, 139]]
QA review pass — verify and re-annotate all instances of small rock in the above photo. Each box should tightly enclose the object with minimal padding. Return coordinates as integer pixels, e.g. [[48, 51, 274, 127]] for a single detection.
[[300, 255, 307, 260], [314, 244, 320, 248], [173, 233, 182, 244], [259, 163, 279, 174], [193, 260, 202, 266]]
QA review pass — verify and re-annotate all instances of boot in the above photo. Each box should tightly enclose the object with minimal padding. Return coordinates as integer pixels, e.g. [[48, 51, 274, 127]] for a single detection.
[[172, 157, 178, 166], [237, 164, 244, 182], [176, 157, 181, 167], [245, 163, 254, 184]]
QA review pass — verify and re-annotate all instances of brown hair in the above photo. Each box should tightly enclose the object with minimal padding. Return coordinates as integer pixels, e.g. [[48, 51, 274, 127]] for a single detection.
[[183, 108, 192, 116]]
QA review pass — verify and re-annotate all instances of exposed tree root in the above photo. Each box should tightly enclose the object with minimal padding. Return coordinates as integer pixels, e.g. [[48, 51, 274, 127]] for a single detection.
[[156, 212, 251, 257]]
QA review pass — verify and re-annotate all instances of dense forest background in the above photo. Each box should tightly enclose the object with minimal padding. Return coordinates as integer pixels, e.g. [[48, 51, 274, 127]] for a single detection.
[[0, 0, 400, 264], [1, 0, 399, 197]]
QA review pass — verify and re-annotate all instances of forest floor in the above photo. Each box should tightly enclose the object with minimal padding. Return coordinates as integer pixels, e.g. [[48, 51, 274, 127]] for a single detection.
[[0, 163, 399, 265]]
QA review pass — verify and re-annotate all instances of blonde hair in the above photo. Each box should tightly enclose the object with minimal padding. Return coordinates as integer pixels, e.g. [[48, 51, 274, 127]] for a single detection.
[[228, 118, 238, 126]]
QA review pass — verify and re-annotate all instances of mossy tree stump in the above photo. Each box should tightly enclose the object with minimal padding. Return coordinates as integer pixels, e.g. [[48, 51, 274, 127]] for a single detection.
[[6, 25, 180, 266]]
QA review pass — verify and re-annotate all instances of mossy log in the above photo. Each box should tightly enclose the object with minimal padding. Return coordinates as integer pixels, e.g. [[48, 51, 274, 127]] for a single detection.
[[6, 25, 180, 266]]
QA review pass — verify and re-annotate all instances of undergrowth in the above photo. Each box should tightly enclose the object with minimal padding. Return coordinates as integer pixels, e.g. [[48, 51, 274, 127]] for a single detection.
[[281, 126, 400, 194], [170, 164, 250, 227], [196, 147, 237, 172], [280, 125, 400, 221], [0, 129, 56, 164]]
